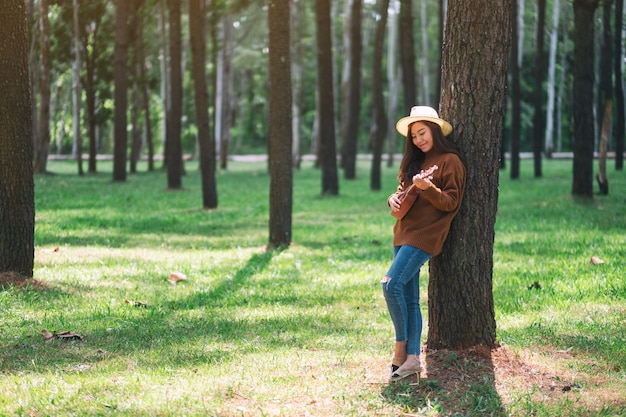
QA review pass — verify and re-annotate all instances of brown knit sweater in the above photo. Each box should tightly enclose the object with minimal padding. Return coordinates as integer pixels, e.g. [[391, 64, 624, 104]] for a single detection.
[[391, 150, 466, 256]]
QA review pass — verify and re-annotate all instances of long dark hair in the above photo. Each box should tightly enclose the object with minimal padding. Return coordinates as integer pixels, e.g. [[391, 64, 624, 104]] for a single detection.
[[397, 121, 463, 185]]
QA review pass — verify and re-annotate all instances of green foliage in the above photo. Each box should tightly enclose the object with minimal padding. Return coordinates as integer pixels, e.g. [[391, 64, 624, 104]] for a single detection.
[[1, 159, 625, 416]]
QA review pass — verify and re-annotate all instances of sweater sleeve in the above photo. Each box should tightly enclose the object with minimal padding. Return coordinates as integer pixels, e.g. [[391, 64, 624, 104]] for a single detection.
[[420, 155, 466, 213]]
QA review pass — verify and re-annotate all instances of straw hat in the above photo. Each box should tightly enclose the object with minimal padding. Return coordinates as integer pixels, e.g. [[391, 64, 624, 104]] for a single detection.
[[395, 106, 453, 137]]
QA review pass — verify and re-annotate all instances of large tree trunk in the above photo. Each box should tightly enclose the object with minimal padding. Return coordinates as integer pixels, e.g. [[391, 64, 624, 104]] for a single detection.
[[166, 0, 183, 189], [510, 0, 521, 179], [369, 0, 390, 191], [190, 0, 218, 209], [268, 0, 293, 249], [532, 0, 546, 176], [429, 0, 512, 350], [572, 0, 599, 198], [596, 0, 613, 194], [615, 0, 625, 171], [340, 0, 362, 180], [315, 0, 339, 196], [34, 0, 51, 174], [0, 1, 35, 278], [113, 0, 129, 182]]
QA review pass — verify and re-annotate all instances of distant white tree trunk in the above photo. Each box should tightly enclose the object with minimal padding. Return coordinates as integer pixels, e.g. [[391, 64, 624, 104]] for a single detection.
[[386, 0, 400, 167], [544, 0, 560, 156], [556, 5, 569, 152], [419, 0, 430, 104]]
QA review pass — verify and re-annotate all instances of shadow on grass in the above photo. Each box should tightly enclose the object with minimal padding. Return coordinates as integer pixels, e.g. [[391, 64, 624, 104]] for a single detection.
[[381, 347, 507, 416], [2, 249, 361, 373]]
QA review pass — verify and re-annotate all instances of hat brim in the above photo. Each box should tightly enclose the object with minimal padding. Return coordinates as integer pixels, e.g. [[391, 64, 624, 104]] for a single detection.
[[396, 116, 453, 137]]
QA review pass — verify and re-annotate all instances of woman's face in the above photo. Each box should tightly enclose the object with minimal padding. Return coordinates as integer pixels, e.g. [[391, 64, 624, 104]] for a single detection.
[[410, 122, 434, 153]]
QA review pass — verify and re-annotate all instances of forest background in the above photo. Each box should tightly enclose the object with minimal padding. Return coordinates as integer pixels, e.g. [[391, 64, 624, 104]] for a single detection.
[[26, 0, 625, 178]]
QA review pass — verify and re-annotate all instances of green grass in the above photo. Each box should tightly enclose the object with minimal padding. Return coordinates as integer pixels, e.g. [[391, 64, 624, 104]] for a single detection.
[[1, 158, 625, 416]]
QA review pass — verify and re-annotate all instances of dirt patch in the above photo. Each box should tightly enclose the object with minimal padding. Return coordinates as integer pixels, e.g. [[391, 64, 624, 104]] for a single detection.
[[0, 272, 47, 290], [382, 344, 626, 416]]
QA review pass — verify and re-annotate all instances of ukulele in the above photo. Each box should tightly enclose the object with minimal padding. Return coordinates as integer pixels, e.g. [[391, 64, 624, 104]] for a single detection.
[[390, 165, 438, 220]]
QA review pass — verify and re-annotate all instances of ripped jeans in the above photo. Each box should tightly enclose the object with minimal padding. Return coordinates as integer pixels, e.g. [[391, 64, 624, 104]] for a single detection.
[[381, 245, 431, 355]]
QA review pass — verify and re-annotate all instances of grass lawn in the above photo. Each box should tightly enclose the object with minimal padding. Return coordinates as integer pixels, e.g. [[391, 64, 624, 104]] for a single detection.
[[1, 157, 625, 416]]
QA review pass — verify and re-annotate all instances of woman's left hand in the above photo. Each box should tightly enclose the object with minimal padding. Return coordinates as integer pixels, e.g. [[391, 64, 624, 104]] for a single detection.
[[412, 175, 432, 190]]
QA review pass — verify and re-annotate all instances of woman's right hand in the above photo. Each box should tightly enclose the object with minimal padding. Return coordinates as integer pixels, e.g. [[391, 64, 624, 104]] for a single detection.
[[388, 193, 401, 212]]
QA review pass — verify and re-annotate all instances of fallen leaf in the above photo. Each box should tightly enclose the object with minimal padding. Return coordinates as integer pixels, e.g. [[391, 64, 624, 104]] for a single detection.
[[41, 329, 54, 341], [168, 272, 187, 285], [125, 299, 149, 308], [41, 329, 83, 342], [590, 256, 605, 264]]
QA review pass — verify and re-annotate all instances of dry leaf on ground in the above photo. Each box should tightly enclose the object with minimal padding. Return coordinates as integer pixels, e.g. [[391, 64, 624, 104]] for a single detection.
[[168, 272, 187, 285], [590, 256, 605, 264], [41, 330, 84, 342]]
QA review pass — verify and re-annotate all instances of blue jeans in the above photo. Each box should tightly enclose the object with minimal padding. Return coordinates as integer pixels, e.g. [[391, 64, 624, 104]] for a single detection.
[[381, 245, 431, 355]]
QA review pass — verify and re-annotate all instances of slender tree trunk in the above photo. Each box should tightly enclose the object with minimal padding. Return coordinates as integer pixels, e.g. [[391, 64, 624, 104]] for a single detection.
[[34, 0, 51, 174], [291, 0, 304, 169], [0, 1, 35, 278], [386, 0, 400, 167], [399, 0, 416, 110], [544, 0, 560, 157], [190, 0, 218, 209], [510, 0, 521, 179], [572, 0, 599, 198], [369, 0, 390, 191], [86, 30, 98, 173], [166, 0, 183, 189], [430, 0, 512, 349], [597, 100, 611, 194], [596, 0, 613, 194], [27, 0, 38, 166], [73, 0, 84, 176], [113, 0, 129, 182], [532, 0, 546, 176], [315, 0, 339, 196], [419, 0, 430, 104], [340, 0, 362, 180], [218, 14, 233, 170], [615, 0, 625, 170], [268, 0, 293, 249], [159, 0, 170, 167]]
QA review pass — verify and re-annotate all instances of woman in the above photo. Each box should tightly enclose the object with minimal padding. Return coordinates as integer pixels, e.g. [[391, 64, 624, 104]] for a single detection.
[[384, 106, 466, 382]]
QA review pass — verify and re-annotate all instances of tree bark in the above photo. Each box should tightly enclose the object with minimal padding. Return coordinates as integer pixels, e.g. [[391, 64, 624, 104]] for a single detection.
[[268, 0, 293, 249], [113, 0, 129, 182], [572, 0, 599, 198], [429, 0, 512, 349], [315, 0, 339, 196], [0, 0, 35, 278], [190, 0, 218, 209]]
